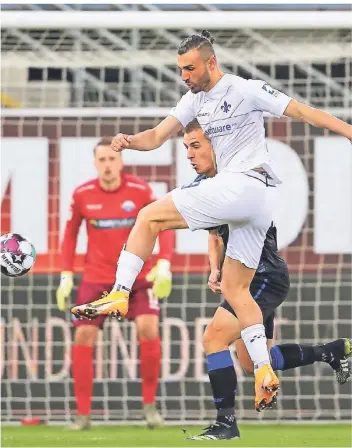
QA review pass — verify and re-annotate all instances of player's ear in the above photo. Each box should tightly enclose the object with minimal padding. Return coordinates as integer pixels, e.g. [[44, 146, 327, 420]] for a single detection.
[[208, 54, 217, 70]]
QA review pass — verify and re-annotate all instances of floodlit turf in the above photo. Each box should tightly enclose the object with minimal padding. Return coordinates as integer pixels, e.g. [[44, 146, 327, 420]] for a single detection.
[[1, 424, 351, 447]]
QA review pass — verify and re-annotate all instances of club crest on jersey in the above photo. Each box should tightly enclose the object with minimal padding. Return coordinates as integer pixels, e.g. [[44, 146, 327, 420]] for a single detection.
[[221, 101, 231, 113], [121, 200, 136, 212]]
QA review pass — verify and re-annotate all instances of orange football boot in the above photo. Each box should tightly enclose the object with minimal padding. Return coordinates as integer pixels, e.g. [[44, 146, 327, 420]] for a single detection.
[[71, 290, 129, 321], [255, 364, 280, 412]]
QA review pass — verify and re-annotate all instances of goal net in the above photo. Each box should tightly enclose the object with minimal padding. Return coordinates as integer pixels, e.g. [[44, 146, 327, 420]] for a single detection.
[[1, 4, 352, 424], [1, 111, 351, 424]]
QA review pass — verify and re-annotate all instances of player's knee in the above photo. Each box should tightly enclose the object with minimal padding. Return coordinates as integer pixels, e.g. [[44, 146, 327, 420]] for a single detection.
[[136, 205, 163, 234], [74, 325, 99, 346], [136, 315, 159, 340], [202, 324, 213, 351], [138, 326, 159, 340], [136, 205, 152, 225], [203, 322, 229, 354]]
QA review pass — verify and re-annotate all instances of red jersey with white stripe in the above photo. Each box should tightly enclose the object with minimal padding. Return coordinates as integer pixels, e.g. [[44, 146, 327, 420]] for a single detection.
[[61, 174, 174, 283]]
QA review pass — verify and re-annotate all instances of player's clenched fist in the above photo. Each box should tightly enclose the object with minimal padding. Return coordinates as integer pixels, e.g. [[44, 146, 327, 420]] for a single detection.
[[111, 133, 132, 152], [208, 269, 222, 294]]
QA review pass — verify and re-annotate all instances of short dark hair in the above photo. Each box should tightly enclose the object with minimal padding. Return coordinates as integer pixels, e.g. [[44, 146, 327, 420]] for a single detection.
[[178, 30, 215, 56], [93, 137, 113, 154], [184, 119, 202, 134]]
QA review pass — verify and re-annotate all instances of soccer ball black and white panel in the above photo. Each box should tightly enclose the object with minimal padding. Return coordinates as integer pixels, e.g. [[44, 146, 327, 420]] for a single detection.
[[0, 233, 36, 277]]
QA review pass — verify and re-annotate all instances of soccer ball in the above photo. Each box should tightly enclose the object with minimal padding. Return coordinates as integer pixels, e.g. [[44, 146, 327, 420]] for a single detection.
[[0, 233, 36, 277]]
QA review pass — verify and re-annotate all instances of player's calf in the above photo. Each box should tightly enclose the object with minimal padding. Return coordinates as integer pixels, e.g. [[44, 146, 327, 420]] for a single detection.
[[270, 338, 352, 385], [202, 310, 241, 428], [203, 307, 239, 354]]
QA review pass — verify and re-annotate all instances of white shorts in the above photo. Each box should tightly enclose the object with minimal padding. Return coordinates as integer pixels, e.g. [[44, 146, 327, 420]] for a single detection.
[[171, 170, 276, 269]]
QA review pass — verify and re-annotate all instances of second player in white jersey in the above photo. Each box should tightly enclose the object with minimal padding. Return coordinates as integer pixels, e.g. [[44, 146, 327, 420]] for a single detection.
[[171, 74, 291, 175]]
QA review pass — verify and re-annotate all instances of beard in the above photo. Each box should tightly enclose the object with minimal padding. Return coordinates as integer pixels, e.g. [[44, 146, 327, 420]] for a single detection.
[[190, 69, 211, 93]]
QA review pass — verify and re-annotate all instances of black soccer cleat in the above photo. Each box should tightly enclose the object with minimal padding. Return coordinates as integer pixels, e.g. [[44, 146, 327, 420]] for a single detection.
[[186, 421, 240, 441], [72, 307, 98, 321], [257, 393, 278, 412], [324, 338, 352, 384]]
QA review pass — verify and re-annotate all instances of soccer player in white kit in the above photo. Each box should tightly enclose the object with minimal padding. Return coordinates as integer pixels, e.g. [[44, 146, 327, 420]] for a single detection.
[[72, 30, 352, 413]]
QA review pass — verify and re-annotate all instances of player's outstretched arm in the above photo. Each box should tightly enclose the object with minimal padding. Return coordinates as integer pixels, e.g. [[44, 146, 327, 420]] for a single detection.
[[111, 116, 183, 152], [284, 99, 352, 140]]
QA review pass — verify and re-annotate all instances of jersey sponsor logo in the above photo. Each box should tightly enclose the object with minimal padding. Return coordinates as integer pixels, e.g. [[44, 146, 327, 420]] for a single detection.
[[197, 112, 210, 117], [121, 200, 136, 212], [86, 204, 103, 210], [88, 218, 136, 229], [220, 100, 231, 113], [205, 123, 232, 137], [262, 83, 280, 97]]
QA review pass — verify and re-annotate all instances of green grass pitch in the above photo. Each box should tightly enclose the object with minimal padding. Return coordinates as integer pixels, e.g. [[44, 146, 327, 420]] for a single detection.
[[1, 424, 351, 447]]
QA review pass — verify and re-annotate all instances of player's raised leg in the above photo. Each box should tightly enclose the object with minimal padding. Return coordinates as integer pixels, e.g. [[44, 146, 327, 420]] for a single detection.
[[235, 333, 352, 384], [72, 193, 186, 321], [220, 256, 279, 411], [270, 338, 352, 384]]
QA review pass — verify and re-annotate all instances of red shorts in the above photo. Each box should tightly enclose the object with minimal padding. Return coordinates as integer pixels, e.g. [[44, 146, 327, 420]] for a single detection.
[[72, 279, 159, 328]]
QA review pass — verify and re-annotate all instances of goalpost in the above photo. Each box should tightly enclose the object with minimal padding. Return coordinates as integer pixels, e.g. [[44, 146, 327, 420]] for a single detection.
[[1, 7, 351, 424]]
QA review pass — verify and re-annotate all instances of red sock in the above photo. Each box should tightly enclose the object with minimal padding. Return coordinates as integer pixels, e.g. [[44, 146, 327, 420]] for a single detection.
[[72, 345, 94, 415], [139, 337, 161, 404]]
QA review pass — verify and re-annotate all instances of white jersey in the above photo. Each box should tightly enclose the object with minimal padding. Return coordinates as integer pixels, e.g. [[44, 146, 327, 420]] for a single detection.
[[170, 73, 291, 177]]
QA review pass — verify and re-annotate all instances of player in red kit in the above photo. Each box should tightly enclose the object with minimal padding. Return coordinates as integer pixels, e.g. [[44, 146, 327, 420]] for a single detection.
[[56, 138, 175, 430]]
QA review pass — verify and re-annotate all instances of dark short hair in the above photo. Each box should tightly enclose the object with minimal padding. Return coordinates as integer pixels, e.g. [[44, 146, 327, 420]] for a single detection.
[[93, 137, 113, 154], [178, 30, 215, 56], [184, 119, 202, 134]]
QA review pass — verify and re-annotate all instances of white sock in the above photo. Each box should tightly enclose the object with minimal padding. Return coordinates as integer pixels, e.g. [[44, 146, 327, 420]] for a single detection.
[[112, 249, 144, 291], [241, 324, 270, 372]]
